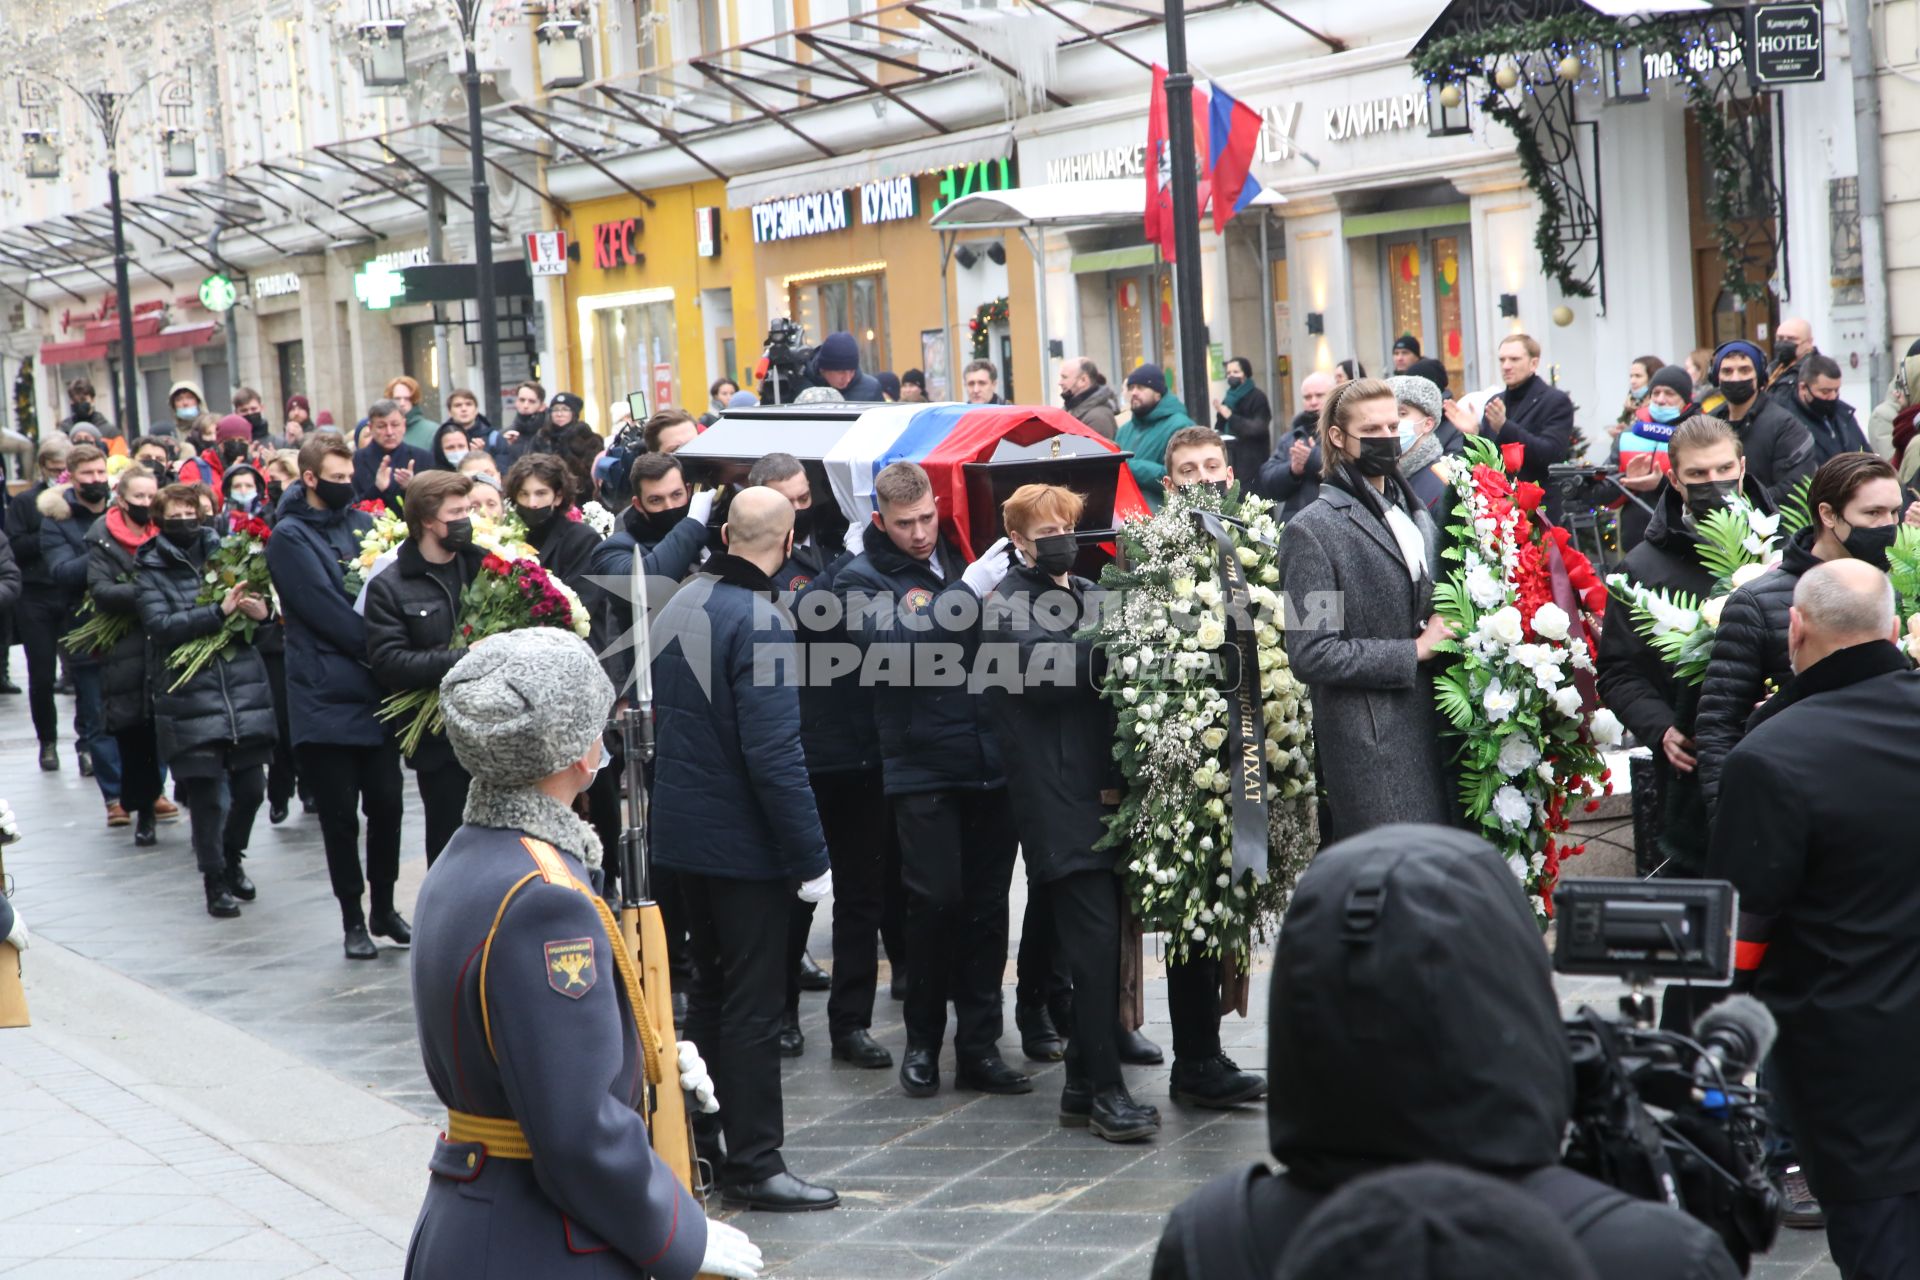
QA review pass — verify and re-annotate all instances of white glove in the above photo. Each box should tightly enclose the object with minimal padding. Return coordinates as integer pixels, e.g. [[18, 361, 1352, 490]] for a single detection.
[[687, 488, 718, 525], [960, 537, 1012, 598], [677, 1040, 718, 1114], [844, 516, 870, 556], [4, 904, 26, 953], [797, 871, 833, 904], [700, 1219, 763, 1279]]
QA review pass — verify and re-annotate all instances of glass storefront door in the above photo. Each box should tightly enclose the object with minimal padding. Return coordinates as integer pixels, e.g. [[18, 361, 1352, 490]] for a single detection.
[[1382, 229, 1473, 392], [1109, 268, 1177, 392], [583, 291, 678, 421]]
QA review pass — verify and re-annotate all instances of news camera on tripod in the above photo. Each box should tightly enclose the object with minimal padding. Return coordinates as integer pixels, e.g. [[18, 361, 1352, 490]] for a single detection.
[[756, 321, 883, 405], [1151, 825, 1753, 1280]]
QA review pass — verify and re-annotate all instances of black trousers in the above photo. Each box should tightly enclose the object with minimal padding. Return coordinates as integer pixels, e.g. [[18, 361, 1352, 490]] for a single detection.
[[804, 770, 896, 1037], [680, 872, 791, 1186], [414, 758, 471, 867], [1167, 952, 1224, 1064], [1015, 880, 1073, 1018], [892, 787, 1019, 1056], [178, 766, 266, 877], [784, 898, 816, 1022], [17, 592, 63, 745], [261, 649, 301, 808], [1827, 1192, 1920, 1280], [113, 721, 165, 816], [1051, 869, 1124, 1089], [298, 738, 404, 928]]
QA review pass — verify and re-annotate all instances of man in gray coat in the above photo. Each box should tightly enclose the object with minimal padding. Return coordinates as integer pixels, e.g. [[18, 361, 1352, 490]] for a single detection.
[[1059, 357, 1121, 439], [1279, 379, 1454, 841], [405, 628, 761, 1280]]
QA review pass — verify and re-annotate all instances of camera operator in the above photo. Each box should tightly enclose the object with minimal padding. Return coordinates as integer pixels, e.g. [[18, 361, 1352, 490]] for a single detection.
[[1151, 824, 1739, 1280], [798, 332, 882, 403], [1709, 560, 1920, 1279]]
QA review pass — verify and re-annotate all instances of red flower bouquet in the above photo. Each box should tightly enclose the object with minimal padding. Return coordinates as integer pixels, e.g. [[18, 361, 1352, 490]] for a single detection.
[[164, 514, 275, 691], [378, 551, 593, 755]]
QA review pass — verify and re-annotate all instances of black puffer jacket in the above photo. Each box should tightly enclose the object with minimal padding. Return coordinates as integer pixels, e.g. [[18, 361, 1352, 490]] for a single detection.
[[523, 509, 604, 648], [134, 529, 277, 763], [1256, 413, 1322, 519], [1152, 825, 1741, 1280], [833, 521, 1001, 795], [1693, 525, 1825, 815], [1710, 392, 1816, 509], [83, 512, 156, 733], [0, 529, 19, 614], [982, 562, 1121, 883], [777, 540, 879, 776], [363, 539, 483, 771], [5, 481, 53, 586]]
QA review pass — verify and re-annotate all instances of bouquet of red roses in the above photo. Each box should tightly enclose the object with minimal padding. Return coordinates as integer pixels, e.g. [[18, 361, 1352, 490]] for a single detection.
[[164, 513, 275, 691], [378, 551, 593, 755]]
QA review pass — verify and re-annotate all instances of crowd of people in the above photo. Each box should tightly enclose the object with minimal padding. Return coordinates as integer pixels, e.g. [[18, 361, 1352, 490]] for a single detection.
[[4, 315, 1917, 1279]]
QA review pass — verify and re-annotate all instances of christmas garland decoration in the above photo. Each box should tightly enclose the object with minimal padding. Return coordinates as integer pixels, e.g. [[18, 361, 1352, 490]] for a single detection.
[[967, 296, 1008, 360], [1091, 484, 1318, 968], [1414, 15, 1772, 306]]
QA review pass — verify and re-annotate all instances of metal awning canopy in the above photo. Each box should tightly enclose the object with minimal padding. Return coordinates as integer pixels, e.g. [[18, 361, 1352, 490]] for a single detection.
[[725, 122, 1015, 209], [928, 177, 1283, 232]]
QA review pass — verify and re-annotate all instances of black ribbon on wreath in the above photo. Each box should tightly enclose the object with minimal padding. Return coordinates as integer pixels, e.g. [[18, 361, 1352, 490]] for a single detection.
[[1191, 507, 1270, 882]]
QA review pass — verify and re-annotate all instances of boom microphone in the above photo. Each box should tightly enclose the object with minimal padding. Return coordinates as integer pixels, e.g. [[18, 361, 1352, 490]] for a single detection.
[[1692, 995, 1777, 1086]]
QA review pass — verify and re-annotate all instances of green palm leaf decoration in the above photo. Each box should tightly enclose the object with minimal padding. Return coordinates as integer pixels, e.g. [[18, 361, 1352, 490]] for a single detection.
[[1777, 475, 1814, 538]]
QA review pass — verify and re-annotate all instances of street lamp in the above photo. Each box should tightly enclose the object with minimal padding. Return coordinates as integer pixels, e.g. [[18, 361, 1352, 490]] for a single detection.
[[23, 131, 62, 179], [356, 19, 409, 88], [161, 128, 196, 177], [537, 19, 590, 90], [1606, 42, 1650, 103], [1426, 79, 1471, 136]]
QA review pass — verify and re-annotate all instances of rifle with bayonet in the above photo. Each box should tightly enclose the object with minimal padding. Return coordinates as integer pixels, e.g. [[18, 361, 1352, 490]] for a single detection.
[[616, 549, 699, 1194]]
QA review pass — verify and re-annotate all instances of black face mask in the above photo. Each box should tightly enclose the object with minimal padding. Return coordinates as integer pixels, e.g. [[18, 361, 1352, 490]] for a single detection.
[[76, 480, 109, 505], [439, 518, 474, 550], [1684, 478, 1740, 524], [1030, 532, 1077, 577], [1226, 374, 1244, 387], [1802, 393, 1839, 420], [1838, 519, 1897, 570], [161, 519, 200, 547], [220, 439, 249, 466], [1774, 340, 1801, 368], [70, 400, 91, 417], [1199, 479, 1232, 498], [124, 503, 152, 526], [141, 461, 173, 484], [243, 411, 268, 435], [636, 502, 689, 542], [515, 501, 559, 530], [1720, 378, 1758, 407], [314, 478, 356, 511], [1353, 437, 1402, 478], [790, 505, 816, 542], [267, 479, 284, 505]]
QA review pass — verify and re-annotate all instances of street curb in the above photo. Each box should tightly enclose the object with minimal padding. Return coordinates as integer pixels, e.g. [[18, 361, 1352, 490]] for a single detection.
[[13, 932, 436, 1248]]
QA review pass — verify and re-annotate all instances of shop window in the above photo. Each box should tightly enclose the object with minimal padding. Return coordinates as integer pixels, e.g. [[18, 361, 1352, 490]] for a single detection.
[[140, 366, 173, 429], [1379, 230, 1472, 394], [400, 323, 442, 420], [276, 340, 307, 406], [789, 271, 889, 375], [591, 297, 679, 417], [198, 359, 230, 413]]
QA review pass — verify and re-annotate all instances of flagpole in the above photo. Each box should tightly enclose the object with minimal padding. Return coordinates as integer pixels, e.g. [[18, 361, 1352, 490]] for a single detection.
[[1161, 0, 1210, 413]]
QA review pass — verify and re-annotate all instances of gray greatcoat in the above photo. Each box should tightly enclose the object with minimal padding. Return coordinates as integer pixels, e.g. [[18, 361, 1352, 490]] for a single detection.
[[1279, 485, 1453, 841]]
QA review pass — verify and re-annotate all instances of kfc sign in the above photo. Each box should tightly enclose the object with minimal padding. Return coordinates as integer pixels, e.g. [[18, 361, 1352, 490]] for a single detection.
[[594, 218, 642, 269]]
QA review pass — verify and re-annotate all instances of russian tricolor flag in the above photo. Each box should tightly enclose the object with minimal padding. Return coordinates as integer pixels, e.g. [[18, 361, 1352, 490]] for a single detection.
[[1206, 83, 1262, 232]]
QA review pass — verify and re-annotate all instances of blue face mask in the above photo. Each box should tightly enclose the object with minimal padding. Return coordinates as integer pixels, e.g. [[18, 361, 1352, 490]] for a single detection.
[[1630, 385, 1651, 402], [1398, 421, 1420, 452], [175, 404, 198, 421], [1648, 403, 1682, 425]]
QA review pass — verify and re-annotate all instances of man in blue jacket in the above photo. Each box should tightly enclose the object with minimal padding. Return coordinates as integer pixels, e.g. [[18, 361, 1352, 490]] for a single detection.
[[801, 332, 883, 402], [651, 486, 837, 1214], [268, 435, 408, 961], [834, 461, 1028, 1099]]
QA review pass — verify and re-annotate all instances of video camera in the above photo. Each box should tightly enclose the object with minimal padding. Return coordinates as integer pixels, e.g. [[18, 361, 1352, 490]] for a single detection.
[[1552, 878, 1783, 1272], [758, 317, 818, 405]]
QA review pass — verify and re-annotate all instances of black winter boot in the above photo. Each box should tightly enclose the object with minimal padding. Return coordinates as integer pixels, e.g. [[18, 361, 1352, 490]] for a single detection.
[[204, 874, 241, 919], [225, 852, 256, 901]]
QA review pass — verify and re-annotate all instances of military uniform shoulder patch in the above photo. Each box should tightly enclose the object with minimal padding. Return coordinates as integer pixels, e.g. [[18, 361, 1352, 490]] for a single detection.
[[902, 586, 934, 614], [544, 938, 597, 998]]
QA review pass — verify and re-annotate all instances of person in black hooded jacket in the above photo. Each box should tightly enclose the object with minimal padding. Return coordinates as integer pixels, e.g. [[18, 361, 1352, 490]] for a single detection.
[[362, 471, 483, 867], [85, 465, 169, 848], [1694, 453, 1904, 817], [531, 393, 602, 504], [137, 484, 277, 920], [1705, 340, 1816, 510], [1597, 417, 1768, 881], [1151, 824, 1741, 1280]]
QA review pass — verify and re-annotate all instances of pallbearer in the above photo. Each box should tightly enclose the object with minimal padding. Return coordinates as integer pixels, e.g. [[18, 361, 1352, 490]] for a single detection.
[[405, 627, 761, 1280]]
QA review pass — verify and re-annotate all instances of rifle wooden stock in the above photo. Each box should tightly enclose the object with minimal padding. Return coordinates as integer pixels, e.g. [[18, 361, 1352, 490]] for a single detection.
[[624, 900, 695, 1193]]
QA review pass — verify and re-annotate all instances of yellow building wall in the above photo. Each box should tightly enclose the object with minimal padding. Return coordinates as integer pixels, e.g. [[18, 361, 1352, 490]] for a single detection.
[[558, 179, 761, 414]]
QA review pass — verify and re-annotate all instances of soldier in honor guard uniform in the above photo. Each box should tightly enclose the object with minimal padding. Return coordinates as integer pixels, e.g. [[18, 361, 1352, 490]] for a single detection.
[[405, 627, 762, 1279]]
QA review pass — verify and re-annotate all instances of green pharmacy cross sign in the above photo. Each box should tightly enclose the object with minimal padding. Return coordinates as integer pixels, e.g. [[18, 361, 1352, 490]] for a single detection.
[[198, 274, 238, 312], [355, 259, 408, 310]]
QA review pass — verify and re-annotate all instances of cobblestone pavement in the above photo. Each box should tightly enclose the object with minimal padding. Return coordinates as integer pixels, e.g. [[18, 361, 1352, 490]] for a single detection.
[[0, 691, 1838, 1277]]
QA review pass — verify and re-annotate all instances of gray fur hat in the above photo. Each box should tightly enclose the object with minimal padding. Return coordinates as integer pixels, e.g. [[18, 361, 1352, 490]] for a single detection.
[[1389, 374, 1443, 424], [442, 629, 613, 786]]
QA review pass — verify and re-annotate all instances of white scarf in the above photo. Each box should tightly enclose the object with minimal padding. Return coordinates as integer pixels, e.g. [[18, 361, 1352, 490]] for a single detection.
[[1382, 503, 1429, 583]]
